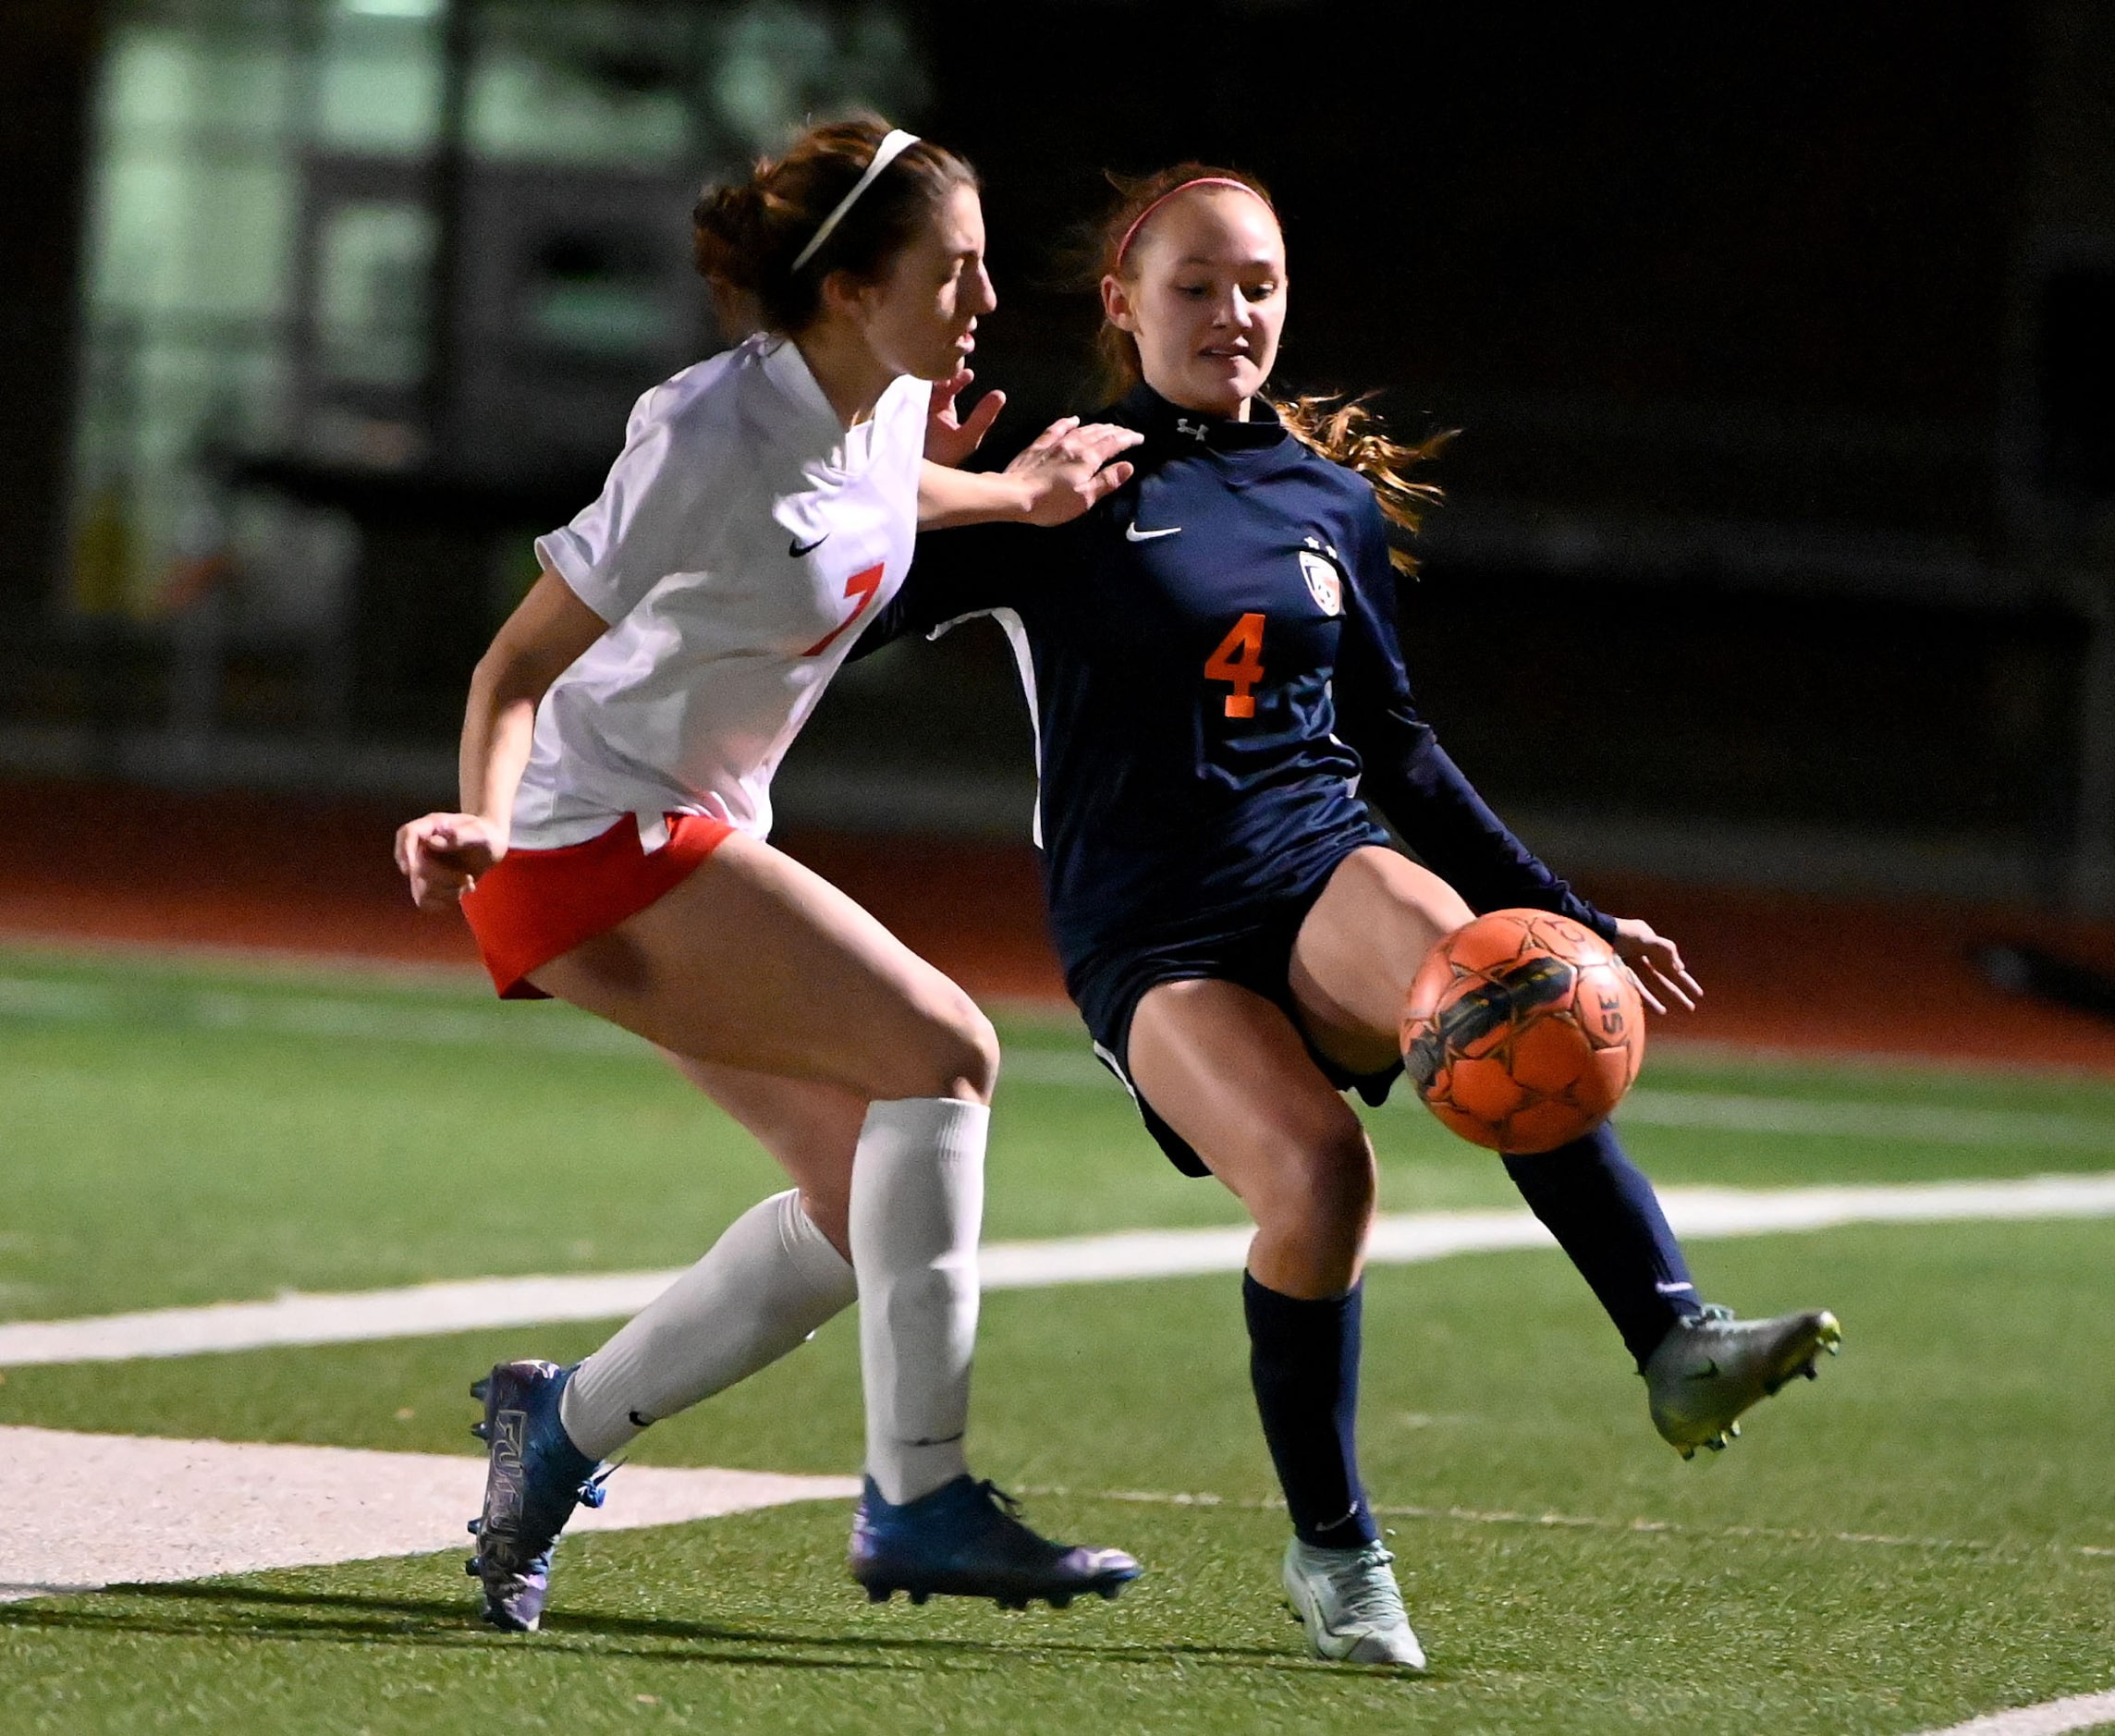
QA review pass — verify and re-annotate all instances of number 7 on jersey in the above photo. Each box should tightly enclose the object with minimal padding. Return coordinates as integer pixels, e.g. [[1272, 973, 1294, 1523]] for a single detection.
[[1205, 612, 1266, 718], [801, 563, 886, 658]]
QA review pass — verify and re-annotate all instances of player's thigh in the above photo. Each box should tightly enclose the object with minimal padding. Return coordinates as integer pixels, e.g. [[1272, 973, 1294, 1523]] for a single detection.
[[1290, 846, 1473, 1075], [530, 830, 996, 1101], [664, 1053, 866, 1253], [1128, 977, 1375, 1237]]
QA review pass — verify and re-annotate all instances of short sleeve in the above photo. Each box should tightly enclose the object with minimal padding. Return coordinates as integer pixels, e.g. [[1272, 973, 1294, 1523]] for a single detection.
[[534, 386, 726, 626]]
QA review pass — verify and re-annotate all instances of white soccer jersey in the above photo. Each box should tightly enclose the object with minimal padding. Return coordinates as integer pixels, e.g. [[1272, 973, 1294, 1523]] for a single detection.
[[510, 334, 927, 850]]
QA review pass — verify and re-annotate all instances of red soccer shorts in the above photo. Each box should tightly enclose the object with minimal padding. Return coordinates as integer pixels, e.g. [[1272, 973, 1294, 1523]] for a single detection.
[[460, 811, 735, 999]]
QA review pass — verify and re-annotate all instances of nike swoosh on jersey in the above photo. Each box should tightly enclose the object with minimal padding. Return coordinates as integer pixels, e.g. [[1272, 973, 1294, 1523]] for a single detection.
[[789, 533, 828, 556], [1125, 522, 1181, 541]]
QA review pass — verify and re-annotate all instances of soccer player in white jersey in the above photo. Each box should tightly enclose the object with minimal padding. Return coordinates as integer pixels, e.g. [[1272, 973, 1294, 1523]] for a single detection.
[[394, 117, 1143, 1631]]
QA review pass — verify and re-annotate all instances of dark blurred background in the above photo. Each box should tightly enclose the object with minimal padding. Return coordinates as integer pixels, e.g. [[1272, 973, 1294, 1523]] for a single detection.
[[6, 0, 2115, 913]]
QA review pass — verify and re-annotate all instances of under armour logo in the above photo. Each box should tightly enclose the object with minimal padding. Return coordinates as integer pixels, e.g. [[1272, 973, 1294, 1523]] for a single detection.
[[1175, 417, 1209, 443]]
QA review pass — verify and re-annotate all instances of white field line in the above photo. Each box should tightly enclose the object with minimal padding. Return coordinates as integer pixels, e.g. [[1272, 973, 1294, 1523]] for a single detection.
[[1619, 1088, 2115, 1151], [6, 1441, 2106, 1736], [0, 974, 643, 1057], [5, 1175, 2115, 1369], [1060, 1485, 2115, 1734], [13, 971, 2115, 1150], [1028, 1483, 2115, 1569], [0, 1424, 857, 1603], [1913, 1692, 2115, 1735], [1016, 1046, 2115, 1153]]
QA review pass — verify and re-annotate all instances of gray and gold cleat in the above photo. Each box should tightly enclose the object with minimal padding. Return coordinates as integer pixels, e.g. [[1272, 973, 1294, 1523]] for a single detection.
[[1644, 1305, 1842, 1459]]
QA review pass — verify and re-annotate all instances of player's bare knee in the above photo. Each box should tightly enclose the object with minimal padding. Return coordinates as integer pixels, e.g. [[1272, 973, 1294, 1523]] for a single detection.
[[1250, 1119, 1373, 1246], [888, 996, 998, 1104], [1290, 1123, 1376, 1246], [954, 1004, 1003, 1102]]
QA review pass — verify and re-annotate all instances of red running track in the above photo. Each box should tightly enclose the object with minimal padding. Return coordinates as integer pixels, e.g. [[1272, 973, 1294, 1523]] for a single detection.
[[7, 778, 2115, 1072]]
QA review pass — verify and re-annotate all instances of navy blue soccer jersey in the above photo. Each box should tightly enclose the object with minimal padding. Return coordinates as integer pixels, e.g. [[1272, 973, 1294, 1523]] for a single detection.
[[857, 382, 1612, 981]]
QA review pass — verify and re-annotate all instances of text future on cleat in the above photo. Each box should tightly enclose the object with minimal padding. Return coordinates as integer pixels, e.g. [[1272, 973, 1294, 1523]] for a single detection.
[[1644, 1307, 1842, 1458], [848, 1475, 1142, 1610], [1280, 1538, 1427, 1670], [466, 1360, 605, 1633]]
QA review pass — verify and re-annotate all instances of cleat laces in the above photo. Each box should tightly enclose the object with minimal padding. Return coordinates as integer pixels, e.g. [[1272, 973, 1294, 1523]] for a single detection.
[[1324, 1544, 1407, 1632], [576, 1462, 618, 1510]]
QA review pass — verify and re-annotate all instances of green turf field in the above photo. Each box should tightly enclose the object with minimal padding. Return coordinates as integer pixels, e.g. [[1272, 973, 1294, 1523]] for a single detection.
[[2, 945, 2112, 1732]]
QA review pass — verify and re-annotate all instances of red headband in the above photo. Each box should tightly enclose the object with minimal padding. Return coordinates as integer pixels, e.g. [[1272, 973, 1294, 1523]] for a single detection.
[[1114, 177, 1272, 267]]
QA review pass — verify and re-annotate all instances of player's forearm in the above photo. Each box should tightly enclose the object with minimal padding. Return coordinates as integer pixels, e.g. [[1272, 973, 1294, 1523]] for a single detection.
[[456, 661, 540, 842], [455, 568, 612, 839], [917, 459, 1033, 529]]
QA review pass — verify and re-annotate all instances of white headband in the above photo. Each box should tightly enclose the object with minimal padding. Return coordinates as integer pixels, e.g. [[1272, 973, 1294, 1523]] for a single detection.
[[790, 128, 922, 272]]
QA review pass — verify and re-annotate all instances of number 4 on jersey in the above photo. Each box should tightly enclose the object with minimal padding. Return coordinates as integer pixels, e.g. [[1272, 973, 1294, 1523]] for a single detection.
[[1205, 611, 1266, 718], [802, 563, 886, 657]]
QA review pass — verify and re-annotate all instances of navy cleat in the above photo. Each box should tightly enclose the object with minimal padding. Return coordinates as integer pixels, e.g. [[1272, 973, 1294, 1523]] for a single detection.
[[465, 1360, 609, 1632], [849, 1474, 1142, 1610]]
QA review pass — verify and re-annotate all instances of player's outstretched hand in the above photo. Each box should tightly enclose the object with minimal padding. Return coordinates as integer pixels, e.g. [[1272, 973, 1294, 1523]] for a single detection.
[[1006, 416, 1143, 526], [395, 812, 504, 911], [1609, 916, 1702, 1015], [924, 368, 1007, 468]]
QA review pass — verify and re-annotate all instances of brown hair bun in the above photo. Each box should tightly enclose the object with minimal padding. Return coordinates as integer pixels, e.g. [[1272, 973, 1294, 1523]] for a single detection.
[[693, 115, 977, 335]]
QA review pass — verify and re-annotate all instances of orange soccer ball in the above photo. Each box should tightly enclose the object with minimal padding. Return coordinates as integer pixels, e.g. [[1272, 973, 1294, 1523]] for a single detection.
[[1400, 909, 1645, 1155]]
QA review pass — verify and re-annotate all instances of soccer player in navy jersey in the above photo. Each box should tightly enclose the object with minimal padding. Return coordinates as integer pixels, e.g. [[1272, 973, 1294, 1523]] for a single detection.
[[861, 165, 1840, 1667]]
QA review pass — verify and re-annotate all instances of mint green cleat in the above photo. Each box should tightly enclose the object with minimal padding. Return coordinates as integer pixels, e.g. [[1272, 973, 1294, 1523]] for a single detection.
[[1280, 1538, 1427, 1669], [1644, 1305, 1842, 1459]]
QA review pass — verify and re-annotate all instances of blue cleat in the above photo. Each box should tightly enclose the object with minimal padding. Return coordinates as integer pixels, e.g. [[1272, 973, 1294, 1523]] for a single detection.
[[465, 1360, 608, 1632], [849, 1474, 1142, 1610]]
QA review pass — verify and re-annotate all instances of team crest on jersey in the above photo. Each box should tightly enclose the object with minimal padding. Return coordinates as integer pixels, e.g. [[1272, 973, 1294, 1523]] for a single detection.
[[1298, 538, 1343, 616]]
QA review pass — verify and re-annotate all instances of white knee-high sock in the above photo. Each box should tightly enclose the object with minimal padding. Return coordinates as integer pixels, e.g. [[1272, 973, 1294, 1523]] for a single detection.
[[558, 1189, 856, 1461], [849, 1096, 988, 1504]]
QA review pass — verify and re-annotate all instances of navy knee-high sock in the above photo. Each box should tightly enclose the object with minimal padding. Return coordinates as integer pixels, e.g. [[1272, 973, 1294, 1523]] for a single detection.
[[1501, 1121, 1701, 1369], [1242, 1274, 1378, 1550]]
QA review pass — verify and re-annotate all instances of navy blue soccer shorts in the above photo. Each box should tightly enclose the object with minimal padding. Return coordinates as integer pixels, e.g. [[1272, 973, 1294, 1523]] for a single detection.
[[1066, 850, 1404, 1179]]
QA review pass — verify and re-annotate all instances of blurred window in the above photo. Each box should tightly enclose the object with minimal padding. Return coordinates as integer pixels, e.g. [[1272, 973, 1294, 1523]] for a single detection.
[[316, 0, 446, 156], [523, 231, 671, 360], [469, 4, 691, 168], [67, 0, 929, 621], [315, 202, 436, 387]]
